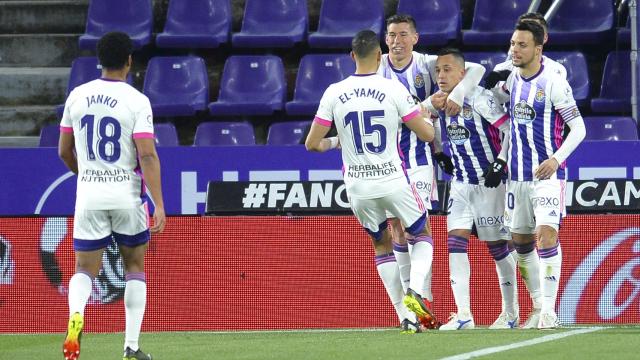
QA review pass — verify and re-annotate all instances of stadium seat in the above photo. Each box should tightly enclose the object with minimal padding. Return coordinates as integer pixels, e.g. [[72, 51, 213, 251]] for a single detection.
[[583, 116, 638, 140], [156, 0, 230, 48], [78, 0, 152, 50], [396, 0, 460, 46], [143, 56, 209, 117], [591, 51, 631, 113], [462, 0, 530, 46], [208, 56, 286, 116], [462, 52, 508, 87], [154, 123, 179, 146], [193, 122, 255, 146], [285, 54, 355, 116], [266, 121, 311, 145], [617, 15, 630, 46], [546, 0, 614, 45], [56, 57, 134, 118], [38, 124, 59, 147], [544, 51, 590, 107], [231, 0, 307, 48], [308, 0, 384, 48]]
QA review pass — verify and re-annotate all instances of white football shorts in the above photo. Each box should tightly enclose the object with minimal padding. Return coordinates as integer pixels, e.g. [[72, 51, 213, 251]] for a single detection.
[[504, 179, 566, 234], [73, 203, 150, 251], [386, 165, 436, 219]]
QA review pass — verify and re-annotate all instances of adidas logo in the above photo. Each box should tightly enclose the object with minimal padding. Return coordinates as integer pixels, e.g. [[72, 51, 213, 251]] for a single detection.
[[499, 227, 508, 234], [545, 275, 557, 282], [548, 210, 557, 217], [501, 281, 513, 286], [450, 279, 457, 285]]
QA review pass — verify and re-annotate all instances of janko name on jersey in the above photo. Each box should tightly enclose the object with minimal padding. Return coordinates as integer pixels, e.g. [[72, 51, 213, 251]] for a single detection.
[[86, 94, 118, 108], [339, 88, 387, 104]]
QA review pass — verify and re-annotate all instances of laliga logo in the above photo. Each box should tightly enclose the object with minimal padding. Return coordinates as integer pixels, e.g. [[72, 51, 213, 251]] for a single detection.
[[559, 227, 640, 324]]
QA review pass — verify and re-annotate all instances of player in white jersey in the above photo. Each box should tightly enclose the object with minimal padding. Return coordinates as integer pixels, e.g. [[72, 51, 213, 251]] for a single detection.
[[425, 48, 519, 330], [485, 12, 567, 90], [491, 21, 586, 329], [306, 30, 436, 333], [59, 32, 164, 360], [378, 16, 485, 323]]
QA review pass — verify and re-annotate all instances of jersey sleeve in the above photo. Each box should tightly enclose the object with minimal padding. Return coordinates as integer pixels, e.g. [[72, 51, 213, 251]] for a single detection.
[[59, 90, 76, 133], [550, 77, 580, 123], [314, 85, 336, 127], [391, 81, 421, 122], [473, 89, 509, 129], [132, 95, 154, 139]]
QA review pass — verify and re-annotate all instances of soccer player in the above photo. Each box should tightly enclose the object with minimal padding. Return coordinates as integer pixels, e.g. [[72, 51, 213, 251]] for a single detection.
[[426, 48, 518, 330], [485, 12, 567, 90], [378, 14, 486, 313], [306, 29, 436, 333], [493, 21, 586, 329], [59, 32, 165, 360]]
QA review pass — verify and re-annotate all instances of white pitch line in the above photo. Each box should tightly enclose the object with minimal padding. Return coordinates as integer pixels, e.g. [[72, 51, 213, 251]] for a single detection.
[[439, 327, 604, 360]]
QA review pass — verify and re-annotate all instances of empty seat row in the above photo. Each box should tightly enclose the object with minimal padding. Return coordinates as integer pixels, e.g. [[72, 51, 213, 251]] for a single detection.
[[38, 120, 311, 147], [79, 0, 616, 50]]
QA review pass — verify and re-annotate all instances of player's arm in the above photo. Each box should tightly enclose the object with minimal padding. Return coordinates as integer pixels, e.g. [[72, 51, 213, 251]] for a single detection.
[[305, 120, 337, 152], [535, 80, 586, 180], [58, 129, 77, 174], [474, 91, 510, 187], [404, 107, 434, 143], [446, 61, 486, 109], [135, 137, 166, 233]]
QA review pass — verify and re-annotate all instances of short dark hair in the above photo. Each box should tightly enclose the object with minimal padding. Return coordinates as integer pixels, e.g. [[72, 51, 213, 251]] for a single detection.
[[386, 14, 417, 32], [436, 47, 465, 67], [96, 31, 133, 70], [515, 20, 545, 46], [518, 12, 548, 33], [352, 30, 380, 58]]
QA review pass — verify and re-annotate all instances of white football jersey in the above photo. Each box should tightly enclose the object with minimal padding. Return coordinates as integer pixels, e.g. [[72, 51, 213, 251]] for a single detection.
[[494, 53, 567, 80], [60, 79, 154, 211], [315, 74, 421, 199]]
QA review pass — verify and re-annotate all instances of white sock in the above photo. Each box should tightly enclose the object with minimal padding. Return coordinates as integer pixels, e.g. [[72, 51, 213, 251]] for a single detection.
[[422, 267, 433, 302], [539, 244, 562, 314], [515, 242, 542, 309], [375, 253, 413, 322], [124, 273, 147, 352], [449, 253, 470, 312], [494, 256, 518, 315], [392, 242, 411, 294], [408, 235, 433, 297], [68, 272, 93, 316]]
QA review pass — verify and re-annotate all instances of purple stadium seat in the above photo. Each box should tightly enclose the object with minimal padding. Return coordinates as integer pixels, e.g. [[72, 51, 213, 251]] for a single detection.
[[231, 0, 307, 48], [583, 116, 638, 141], [544, 52, 590, 107], [79, 0, 152, 50], [397, 0, 460, 46], [617, 15, 630, 45], [286, 54, 355, 116], [56, 57, 134, 119], [267, 121, 311, 145], [463, 0, 530, 46], [143, 56, 209, 117], [208, 56, 285, 116], [39, 124, 59, 147], [156, 0, 230, 48], [547, 0, 614, 45], [193, 122, 255, 146], [462, 52, 508, 87], [308, 0, 384, 48], [154, 123, 179, 146], [591, 51, 631, 113]]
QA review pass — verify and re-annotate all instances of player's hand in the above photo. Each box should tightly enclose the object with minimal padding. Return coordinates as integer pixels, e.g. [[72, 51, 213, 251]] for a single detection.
[[483, 159, 507, 188], [433, 152, 454, 175], [535, 158, 559, 180], [445, 99, 462, 117], [430, 91, 448, 110], [150, 207, 166, 233], [484, 70, 511, 89]]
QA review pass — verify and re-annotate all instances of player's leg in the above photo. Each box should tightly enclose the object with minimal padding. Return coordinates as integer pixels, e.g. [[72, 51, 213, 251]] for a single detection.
[[64, 210, 112, 360], [112, 205, 153, 359], [350, 198, 419, 333], [486, 240, 518, 329], [532, 180, 565, 329], [389, 217, 411, 293], [505, 180, 541, 328], [439, 182, 474, 330]]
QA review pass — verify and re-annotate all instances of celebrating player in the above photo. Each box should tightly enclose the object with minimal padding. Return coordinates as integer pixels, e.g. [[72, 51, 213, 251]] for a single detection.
[[306, 29, 436, 333], [59, 32, 165, 360]]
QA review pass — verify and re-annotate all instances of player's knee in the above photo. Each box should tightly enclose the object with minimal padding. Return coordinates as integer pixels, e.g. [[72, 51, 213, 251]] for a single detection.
[[536, 225, 558, 248]]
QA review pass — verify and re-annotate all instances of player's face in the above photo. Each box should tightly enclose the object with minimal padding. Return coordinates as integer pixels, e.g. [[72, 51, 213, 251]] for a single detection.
[[385, 22, 418, 62], [510, 30, 541, 69], [435, 54, 465, 93]]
